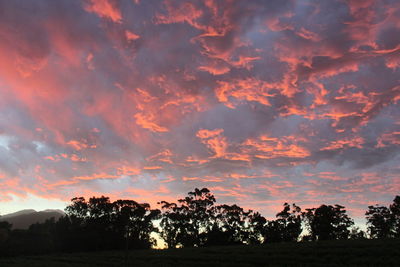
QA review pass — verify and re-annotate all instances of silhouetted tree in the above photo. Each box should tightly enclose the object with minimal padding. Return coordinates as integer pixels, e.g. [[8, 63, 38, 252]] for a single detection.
[[113, 200, 160, 248], [62, 196, 160, 251], [366, 205, 392, 239], [264, 203, 302, 243], [303, 204, 354, 240], [0, 221, 11, 243], [158, 201, 181, 248], [159, 188, 262, 247], [277, 203, 302, 242], [246, 211, 266, 244], [264, 219, 285, 243], [349, 226, 366, 240], [208, 204, 251, 245], [65, 197, 89, 219], [389, 196, 400, 237], [366, 195, 400, 238], [28, 218, 57, 252], [159, 188, 215, 248], [2, 192, 400, 257]]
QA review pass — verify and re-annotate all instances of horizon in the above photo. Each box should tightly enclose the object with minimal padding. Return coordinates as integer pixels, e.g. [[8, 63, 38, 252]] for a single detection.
[[2, 189, 395, 231], [0, 0, 399, 225]]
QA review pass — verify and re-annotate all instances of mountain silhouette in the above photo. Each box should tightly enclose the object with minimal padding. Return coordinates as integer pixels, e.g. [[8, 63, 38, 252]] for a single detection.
[[0, 209, 65, 229]]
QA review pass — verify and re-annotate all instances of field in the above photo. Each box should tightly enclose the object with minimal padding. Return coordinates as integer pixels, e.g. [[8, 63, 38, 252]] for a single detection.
[[0, 239, 399, 267]]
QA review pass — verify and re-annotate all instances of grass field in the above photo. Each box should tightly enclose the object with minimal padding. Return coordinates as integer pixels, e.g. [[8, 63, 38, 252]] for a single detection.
[[0, 238, 399, 267]]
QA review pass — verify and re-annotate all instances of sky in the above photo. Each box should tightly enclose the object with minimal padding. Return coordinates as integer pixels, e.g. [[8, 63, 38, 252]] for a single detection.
[[0, 0, 399, 223]]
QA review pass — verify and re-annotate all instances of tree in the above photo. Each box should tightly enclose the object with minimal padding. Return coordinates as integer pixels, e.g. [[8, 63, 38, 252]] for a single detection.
[[264, 203, 302, 243], [159, 188, 216, 248], [264, 219, 285, 243], [246, 211, 266, 244], [65, 197, 88, 219], [76, 196, 115, 251], [276, 203, 302, 242], [349, 226, 366, 240], [366, 195, 400, 239], [366, 205, 392, 239], [303, 204, 354, 240], [208, 204, 252, 245], [0, 221, 11, 243], [62, 196, 160, 251], [389, 196, 400, 238], [113, 200, 160, 248], [158, 201, 181, 248], [159, 188, 262, 247]]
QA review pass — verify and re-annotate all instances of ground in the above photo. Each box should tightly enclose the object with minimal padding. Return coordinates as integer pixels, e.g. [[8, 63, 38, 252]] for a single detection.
[[0, 239, 399, 266]]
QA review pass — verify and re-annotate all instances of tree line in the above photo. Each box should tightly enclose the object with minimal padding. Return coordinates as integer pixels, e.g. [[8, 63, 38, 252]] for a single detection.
[[0, 188, 399, 256]]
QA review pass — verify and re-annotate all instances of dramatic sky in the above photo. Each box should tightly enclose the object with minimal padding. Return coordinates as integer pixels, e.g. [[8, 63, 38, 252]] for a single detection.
[[0, 0, 399, 222]]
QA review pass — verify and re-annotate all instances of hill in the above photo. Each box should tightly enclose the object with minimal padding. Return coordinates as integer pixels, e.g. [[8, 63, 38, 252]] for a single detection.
[[0, 238, 399, 267], [0, 209, 65, 229]]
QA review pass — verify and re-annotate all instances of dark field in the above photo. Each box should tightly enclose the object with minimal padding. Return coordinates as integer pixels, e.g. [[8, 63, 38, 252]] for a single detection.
[[1, 239, 399, 267]]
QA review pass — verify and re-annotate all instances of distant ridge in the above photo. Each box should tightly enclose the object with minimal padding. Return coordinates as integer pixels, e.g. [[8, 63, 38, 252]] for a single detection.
[[0, 209, 65, 229], [0, 209, 37, 219]]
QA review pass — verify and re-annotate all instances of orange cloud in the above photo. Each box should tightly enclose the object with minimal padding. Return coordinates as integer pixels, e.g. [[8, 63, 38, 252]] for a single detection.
[[196, 128, 227, 158], [134, 113, 169, 133], [376, 131, 400, 147], [242, 135, 310, 159], [0, 0, 399, 222], [125, 30, 140, 41], [143, 166, 163, 170], [321, 137, 364, 151], [215, 78, 275, 108], [147, 149, 173, 164], [67, 140, 93, 151], [117, 166, 141, 176], [198, 61, 231, 75], [84, 0, 122, 23], [155, 1, 203, 28], [72, 172, 120, 181]]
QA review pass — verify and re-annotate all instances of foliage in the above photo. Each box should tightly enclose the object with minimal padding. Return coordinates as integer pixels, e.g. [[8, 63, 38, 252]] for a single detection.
[[264, 203, 302, 243], [366, 195, 400, 238], [349, 226, 366, 240], [0, 221, 12, 243], [159, 188, 263, 248], [302, 204, 354, 240], [61, 196, 160, 251], [389, 196, 400, 238], [209, 204, 253, 246], [159, 188, 216, 248], [0, 190, 399, 257], [0, 196, 160, 256], [365, 205, 392, 238]]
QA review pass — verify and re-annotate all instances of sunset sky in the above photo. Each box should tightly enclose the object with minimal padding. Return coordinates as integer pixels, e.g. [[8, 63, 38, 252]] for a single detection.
[[0, 0, 399, 223]]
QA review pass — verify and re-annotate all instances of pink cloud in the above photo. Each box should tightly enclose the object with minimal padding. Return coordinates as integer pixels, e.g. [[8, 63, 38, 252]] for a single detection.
[[84, 0, 122, 23], [0, 0, 399, 220]]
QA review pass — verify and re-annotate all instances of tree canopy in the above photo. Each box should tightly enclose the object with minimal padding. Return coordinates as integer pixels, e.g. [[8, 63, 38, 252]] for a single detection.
[[303, 204, 354, 241], [0, 190, 399, 256], [366, 196, 400, 239]]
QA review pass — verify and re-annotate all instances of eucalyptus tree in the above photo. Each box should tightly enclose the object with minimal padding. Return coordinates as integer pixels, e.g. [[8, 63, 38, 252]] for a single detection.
[[303, 204, 354, 240]]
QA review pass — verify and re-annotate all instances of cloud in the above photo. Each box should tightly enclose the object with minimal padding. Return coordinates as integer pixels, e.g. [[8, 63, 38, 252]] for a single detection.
[[84, 0, 122, 23], [0, 0, 399, 219]]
